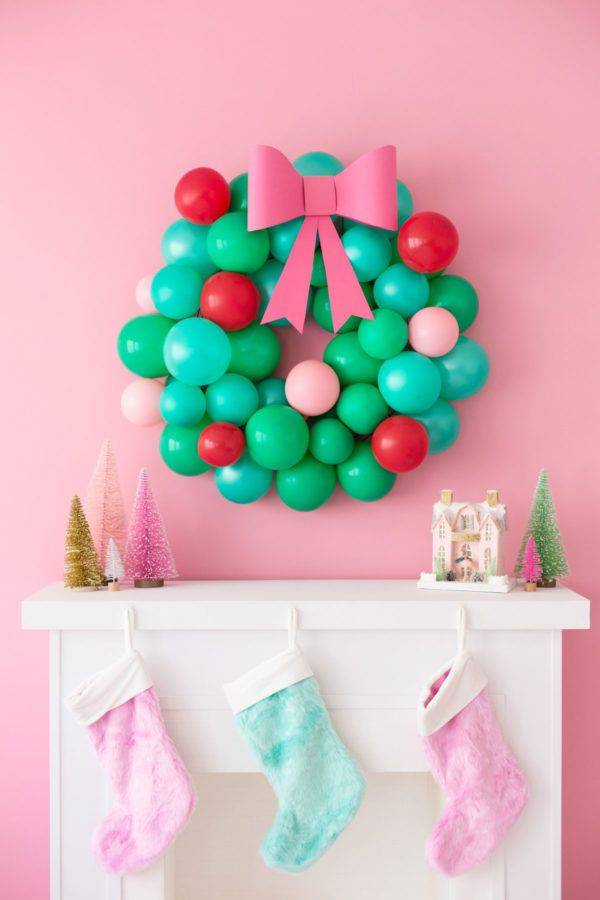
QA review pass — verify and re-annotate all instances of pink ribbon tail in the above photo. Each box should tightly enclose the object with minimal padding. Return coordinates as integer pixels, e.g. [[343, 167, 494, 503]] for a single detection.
[[261, 218, 318, 333], [317, 217, 374, 333]]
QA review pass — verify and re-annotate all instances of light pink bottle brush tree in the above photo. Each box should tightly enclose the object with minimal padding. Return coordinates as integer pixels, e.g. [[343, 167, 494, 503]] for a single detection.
[[125, 468, 177, 588], [85, 440, 127, 564]]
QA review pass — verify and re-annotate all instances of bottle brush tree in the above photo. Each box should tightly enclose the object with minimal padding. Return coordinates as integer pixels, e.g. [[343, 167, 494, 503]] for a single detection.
[[515, 469, 568, 586], [85, 439, 127, 569], [522, 535, 542, 587], [125, 468, 177, 587], [104, 536, 125, 584], [64, 495, 103, 590]]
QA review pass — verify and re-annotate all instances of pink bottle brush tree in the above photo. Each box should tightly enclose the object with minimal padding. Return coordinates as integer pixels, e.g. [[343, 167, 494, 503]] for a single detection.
[[85, 440, 127, 566], [522, 535, 542, 591], [125, 468, 178, 588]]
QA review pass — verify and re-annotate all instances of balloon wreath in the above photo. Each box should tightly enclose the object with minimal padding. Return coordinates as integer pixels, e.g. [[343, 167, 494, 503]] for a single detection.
[[117, 149, 489, 511]]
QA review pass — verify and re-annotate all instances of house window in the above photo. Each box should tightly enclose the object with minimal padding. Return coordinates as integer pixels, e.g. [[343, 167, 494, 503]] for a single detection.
[[485, 522, 492, 541], [439, 521, 446, 540], [462, 543, 472, 559], [438, 545, 445, 562], [461, 514, 474, 530]]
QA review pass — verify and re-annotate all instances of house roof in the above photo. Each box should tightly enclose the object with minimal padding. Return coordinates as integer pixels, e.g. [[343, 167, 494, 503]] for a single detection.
[[432, 499, 507, 533]]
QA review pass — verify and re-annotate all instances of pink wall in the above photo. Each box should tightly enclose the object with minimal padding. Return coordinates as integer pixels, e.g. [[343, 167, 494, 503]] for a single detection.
[[1, 1, 598, 896]]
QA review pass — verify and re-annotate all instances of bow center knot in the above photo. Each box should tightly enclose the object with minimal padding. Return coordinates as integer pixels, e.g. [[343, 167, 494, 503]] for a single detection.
[[303, 175, 337, 217]]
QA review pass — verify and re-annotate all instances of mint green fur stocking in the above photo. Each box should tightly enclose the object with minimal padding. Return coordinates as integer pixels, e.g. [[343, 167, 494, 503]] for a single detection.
[[236, 677, 365, 872]]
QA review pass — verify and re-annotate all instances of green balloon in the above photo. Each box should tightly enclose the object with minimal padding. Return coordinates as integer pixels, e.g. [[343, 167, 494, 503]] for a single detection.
[[323, 332, 380, 386], [336, 383, 388, 435], [276, 454, 336, 511], [358, 309, 408, 359], [427, 275, 479, 331], [433, 336, 490, 400], [342, 225, 392, 281], [151, 264, 202, 320], [246, 405, 309, 470], [228, 323, 281, 380], [229, 173, 248, 211], [257, 376, 287, 407], [374, 263, 429, 318], [337, 442, 396, 502], [310, 418, 354, 464], [205, 373, 259, 425], [414, 399, 460, 454], [312, 284, 374, 334], [161, 219, 218, 277], [378, 351, 441, 414], [159, 419, 212, 476], [117, 314, 172, 377], [310, 250, 327, 287], [207, 212, 269, 273], [160, 380, 206, 426], [270, 218, 302, 263]]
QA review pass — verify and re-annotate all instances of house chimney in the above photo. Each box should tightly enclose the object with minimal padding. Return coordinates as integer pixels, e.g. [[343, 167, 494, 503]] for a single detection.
[[486, 489, 499, 507], [440, 489, 453, 505]]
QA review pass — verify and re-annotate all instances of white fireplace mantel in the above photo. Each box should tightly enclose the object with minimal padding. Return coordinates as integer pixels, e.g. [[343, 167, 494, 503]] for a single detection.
[[22, 580, 590, 900]]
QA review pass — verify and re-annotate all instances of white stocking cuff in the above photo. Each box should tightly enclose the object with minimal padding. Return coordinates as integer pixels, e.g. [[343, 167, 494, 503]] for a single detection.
[[65, 650, 153, 726], [224, 647, 313, 714], [417, 650, 488, 737]]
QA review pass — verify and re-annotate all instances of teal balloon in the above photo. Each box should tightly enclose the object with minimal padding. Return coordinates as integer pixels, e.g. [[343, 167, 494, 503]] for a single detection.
[[117, 314, 172, 377], [207, 212, 270, 273], [215, 451, 273, 504], [252, 259, 290, 328], [160, 380, 206, 426], [293, 151, 344, 175], [337, 442, 396, 502], [229, 173, 248, 211], [163, 318, 231, 386], [270, 218, 303, 263], [205, 373, 259, 425], [161, 219, 217, 278], [342, 226, 391, 281], [160, 419, 212, 476], [396, 180, 413, 225], [276, 454, 336, 511], [246, 405, 309, 470], [257, 376, 287, 407], [414, 399, 460, 454], [310, 250, 327, 287], [378, 351, 442, 414], [433, 336, 490, 400], [374, 263, 429, 317], [151, 264, 202, 319], [312, 283, 374, 334]]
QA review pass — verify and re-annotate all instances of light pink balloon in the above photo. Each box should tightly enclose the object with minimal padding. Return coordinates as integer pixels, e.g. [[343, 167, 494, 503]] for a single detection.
[[135, 274, 157, 314], [408, 307, 459, 357], [285, 360, 340, 416], [121, 379, 163, 426]]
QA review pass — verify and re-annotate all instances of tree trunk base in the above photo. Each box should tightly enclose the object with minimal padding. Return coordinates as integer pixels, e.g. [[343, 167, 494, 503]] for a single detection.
[[537, 578, 557, 588], [107, 581, 120, 592], [524, 581, 537, 592], [134, 578, 164, 589], [70, 585, 100, 592]]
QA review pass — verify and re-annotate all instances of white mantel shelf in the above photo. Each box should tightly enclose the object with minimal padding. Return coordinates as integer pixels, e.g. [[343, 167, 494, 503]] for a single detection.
[[21, 579, 590, 632]]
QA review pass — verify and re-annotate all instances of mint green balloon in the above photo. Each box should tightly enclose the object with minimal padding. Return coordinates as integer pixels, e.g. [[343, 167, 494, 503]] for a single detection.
[[257, 376, 287, 407], [252, 259, 290, 327], [323, 332, 380, 386], [337, 383, 388, 435], [160, 419, 211, 476], [432, 336, 490, 400], [276, 454, 336, 511], [151, 264, 202, 319], [312, 283, 374, 333], [337, 442, 396, 502], [414, 399, 460, 454], [229, 173, 248, 211], [163, 317, 231, 386], [374, 263, 429, 317], [206, 373, 258, 425], [293, 151, 344, 175], [161, 219, 218, 277], [215, 451, 273, 504], [358, 309, 408, 359], [378, 351, 441, 414], [270, 218, 303, 263], [160, 380, 206, 426], [117, 314, 172, 377], [246, 405, 309, 470], [207, 212, 269, 273], [310, 418, 354, 465], [396, 180, 413, 224], [228, 323, 281, 380], [342, 225, 391, 281]]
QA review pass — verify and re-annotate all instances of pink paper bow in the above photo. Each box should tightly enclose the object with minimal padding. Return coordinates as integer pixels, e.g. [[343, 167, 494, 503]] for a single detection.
[[247, 145, 398, 332]]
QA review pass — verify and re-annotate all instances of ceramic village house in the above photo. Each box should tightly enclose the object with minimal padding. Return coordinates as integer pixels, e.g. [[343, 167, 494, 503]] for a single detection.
[[431, 490, 506, 582]]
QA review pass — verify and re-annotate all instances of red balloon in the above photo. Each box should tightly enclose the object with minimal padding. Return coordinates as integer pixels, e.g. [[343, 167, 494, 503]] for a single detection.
[[372, 416, 429, 473], [200, 272, 260, 331], [198, 422, 245, 467], [397, 212, 459, 274], [174, 167, 230, 225]]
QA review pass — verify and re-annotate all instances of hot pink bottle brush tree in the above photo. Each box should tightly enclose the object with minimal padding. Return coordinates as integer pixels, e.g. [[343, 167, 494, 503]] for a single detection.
[[125, 468, 177, 588], [522, 535, 542, 591]]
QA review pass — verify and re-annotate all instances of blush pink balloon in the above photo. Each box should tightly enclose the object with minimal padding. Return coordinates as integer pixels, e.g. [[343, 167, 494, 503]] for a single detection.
[[408, 306, 459, 357], [285, 360, 340, 416], [135, 274, 158, 314], [121, 379, 163, 426]]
